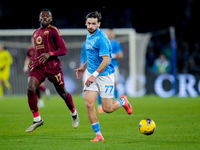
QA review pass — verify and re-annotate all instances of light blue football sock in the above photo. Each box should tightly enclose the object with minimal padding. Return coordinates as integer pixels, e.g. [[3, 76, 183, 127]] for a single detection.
[[116, 98, 125, 107], [91, 122, 102, 136]]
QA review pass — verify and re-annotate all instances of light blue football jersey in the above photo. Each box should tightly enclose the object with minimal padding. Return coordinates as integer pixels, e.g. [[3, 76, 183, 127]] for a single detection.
[[80, 41, 87, 65], [85, 28, 115, 76], [110, 39, 123, 67]]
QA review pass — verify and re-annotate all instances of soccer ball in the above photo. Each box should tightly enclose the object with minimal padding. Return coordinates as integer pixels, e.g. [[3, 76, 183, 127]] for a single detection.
[[139, 118, 156, 135]]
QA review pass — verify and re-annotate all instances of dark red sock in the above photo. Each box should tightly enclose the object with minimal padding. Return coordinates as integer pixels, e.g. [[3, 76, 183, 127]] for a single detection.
[[64, 93, 75, 113], [33, 111, 40, 118], [28, 92, 38, 113]]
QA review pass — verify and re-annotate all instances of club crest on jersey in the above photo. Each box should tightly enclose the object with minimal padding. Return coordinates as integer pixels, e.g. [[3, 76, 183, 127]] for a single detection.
[[86, 41, 95, 50], [36, 36, 42, 44], [44, 31, 49, 35]]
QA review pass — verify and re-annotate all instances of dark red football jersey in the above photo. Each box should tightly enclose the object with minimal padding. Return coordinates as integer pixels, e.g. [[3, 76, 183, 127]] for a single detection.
[[32, 25, 67, 69]]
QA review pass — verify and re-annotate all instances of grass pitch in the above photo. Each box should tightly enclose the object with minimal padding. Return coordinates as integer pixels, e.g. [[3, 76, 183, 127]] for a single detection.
[[0, 95, 200, 150]]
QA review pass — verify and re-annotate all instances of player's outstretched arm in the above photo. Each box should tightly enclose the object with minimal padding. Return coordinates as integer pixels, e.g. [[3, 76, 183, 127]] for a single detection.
[[75, 61, 87, 79], [23, 56, 30, 73]]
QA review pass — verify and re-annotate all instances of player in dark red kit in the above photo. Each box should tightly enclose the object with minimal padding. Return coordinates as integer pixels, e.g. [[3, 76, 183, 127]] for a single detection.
[[26, 8, 79, 133], [23, 38, 51, 108]]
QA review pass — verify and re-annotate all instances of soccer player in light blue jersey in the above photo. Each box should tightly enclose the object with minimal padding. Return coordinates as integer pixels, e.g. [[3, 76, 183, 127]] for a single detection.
[[75, 11, 132, 142], [80, 41, 104, 113], [107, 29, 124, 98]]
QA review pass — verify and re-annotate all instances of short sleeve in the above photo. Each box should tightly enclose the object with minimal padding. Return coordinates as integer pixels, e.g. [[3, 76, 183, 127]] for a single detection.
[[116, 42, 123, 53], [99, 37, 110, 56]]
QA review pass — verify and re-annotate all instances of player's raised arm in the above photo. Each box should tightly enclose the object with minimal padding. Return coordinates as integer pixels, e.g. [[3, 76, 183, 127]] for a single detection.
[[75, 61, 88, 79]]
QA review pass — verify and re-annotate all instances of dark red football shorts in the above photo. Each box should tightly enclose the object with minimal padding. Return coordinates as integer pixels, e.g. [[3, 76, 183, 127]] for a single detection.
[[29, 66, 65, 87]]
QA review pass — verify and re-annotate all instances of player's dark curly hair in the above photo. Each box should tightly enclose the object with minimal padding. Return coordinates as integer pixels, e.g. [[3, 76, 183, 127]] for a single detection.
[[39, 8, 52, 16], [85, 11, 102, 22]]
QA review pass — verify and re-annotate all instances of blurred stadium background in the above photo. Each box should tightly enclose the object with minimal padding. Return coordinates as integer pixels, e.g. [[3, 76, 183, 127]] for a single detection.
[[0, 0, 200, 98]]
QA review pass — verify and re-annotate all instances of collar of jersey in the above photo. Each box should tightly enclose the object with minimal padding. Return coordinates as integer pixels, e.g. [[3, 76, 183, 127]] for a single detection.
[[91, 28, 100, 37]]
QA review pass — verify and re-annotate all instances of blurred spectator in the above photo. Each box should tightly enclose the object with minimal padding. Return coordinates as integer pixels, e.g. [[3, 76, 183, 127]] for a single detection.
[[152, 53, 171, 74], [0, 43, 13, 98]]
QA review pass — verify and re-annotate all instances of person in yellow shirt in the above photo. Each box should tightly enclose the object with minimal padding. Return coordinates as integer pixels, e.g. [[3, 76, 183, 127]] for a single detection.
[[0, 44, 13, 98]]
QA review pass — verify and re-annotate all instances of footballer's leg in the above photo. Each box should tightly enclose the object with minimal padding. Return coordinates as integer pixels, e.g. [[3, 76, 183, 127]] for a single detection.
[[101, 98, 121, 113], [84, 90, 99, 124], [101, 96, 132, 115], [26, 75, 43, 133], [99, 73, 132, 115], [54, 84, 79, 128], [84, 90, 104, 142], [36, 88, 45, 108], [51, 71, 79, 128]]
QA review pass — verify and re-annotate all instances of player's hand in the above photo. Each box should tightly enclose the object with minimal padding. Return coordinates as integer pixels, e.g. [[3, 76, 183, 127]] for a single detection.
[[28, 59, 33, 69], [85, 75, 95, 87], [74, 67, 85, 79], [23, 65, 29, 73], [37, 53, 51, 63]]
